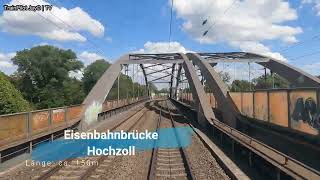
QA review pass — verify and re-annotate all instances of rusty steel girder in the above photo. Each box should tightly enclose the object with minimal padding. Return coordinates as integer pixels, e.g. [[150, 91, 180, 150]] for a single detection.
[[80, 52, 320, 130]]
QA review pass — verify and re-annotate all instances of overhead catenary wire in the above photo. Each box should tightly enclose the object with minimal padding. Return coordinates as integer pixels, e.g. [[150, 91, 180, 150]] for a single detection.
[[168, 0, 174, 49], [202, 0, 239, 36]]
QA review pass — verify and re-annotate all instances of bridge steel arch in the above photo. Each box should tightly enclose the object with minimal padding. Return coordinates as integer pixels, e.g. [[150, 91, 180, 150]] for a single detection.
[[257, 59, 320, 87], [81, 54, 128, 130], [169, 63, 176, 98], [80, 52, 320, 130], [187, 53, 239, 128], [173, 63, 183, 99], [180, 53, 216, 126], [80, 53, 184, 130], [203, 52, 320, 87], [139, 64, 149, 96], [190, 52, 320, 127]]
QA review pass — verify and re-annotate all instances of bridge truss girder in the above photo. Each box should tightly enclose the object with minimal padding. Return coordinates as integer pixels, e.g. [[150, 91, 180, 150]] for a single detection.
[[80, 52, 320, 130], [202, 52, 320, 88]]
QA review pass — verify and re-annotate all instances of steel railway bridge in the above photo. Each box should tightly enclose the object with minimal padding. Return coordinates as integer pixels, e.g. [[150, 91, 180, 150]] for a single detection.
[[0, 52, 319, 180]]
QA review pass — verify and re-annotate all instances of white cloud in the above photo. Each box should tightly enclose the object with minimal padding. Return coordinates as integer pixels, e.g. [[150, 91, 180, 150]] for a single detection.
[[0, 52, 17, 74], [231, 41, 287, 61], [172, 0, 302, 61], [0, 0, 105, 42], [136, 41, 189, 53], [69, 69, 83, 80], [78, 51, 106, 65]]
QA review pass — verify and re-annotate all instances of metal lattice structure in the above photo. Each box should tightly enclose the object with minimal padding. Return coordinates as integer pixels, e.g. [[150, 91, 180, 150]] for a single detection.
[[81, 52, 320, 130]]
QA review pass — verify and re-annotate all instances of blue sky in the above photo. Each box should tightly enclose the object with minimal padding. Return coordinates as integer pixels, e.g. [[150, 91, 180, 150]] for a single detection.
[[0, 0, 320, 76]]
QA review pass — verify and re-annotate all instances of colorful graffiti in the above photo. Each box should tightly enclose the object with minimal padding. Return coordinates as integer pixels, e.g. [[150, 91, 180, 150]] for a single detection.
[[229, 90, 320, 136], [32, 111, 49, 132], [52, 109, 65, 125], [292, 97, 320, 133]]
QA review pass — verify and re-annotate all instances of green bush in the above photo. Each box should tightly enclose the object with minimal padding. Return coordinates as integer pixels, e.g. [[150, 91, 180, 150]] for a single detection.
[[0, 72, 31, 115]]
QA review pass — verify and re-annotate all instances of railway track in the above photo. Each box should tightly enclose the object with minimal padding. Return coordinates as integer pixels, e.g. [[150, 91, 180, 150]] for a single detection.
[[34, 105, 148, 180], [148, 100, 195, 180]]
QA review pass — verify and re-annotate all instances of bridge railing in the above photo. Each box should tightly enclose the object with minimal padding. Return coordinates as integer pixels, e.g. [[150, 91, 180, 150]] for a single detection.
[[0, 105, 84, 149], [102, 97, 146, 111], [0, 96, 147, 151], [229, 88, 320, 136], [179, 89, 320, 136], [179, 92, 217, 108]]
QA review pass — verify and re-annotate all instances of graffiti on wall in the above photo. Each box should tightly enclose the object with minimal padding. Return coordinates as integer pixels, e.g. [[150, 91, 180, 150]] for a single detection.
[[52, 109, 65, 125], [32, 111, 49, 131], [291, 97, 320, 135]]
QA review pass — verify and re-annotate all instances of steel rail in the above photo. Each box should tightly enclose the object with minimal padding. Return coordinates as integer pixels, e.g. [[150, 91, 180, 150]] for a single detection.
[[147, 102, 162, 180], [148, 99, 195, 180], [37, 105, 147, 180], [165, 100, 195, 180], [172, 98, 320, 180], [78, 108, 149, 179], [170, 98, 249, 179]]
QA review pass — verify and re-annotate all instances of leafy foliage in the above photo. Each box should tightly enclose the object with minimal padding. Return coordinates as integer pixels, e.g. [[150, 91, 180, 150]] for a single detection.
[[253, 73, 289, 89], [230, 73, 290, 92], [11, 45, 84, 109], [230, 80, 255, 92], [0, 71, 31, 115], [83, 59, 111, 94], [83, 60, 149, 100], [63, 78, 85, 105]]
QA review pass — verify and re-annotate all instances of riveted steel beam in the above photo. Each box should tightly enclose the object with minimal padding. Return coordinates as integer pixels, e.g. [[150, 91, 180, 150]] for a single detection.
[[169, 64, 176, 98], [122, 59, 183, 64], [180, 53, 216, 126], [146, 67, 172, 76], [144, 64, 163, 69], [174, 64, 183, 99], [257, 58, 320, 87], [188, 53, 239, 128], [200, 52, 320, 87], [139, 64, 149, 96], [150, 74, 172, 82]]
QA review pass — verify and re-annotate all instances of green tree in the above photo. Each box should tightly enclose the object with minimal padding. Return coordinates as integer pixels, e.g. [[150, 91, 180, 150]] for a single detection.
[[230, 80, 254, 92], [83, 60, 148, 100], [253, 73, 289, 89], [0, 71, 31, 115], [83, 59, 111, 94], [63, 78, 85, 105], [11, 45, 83, 109]]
